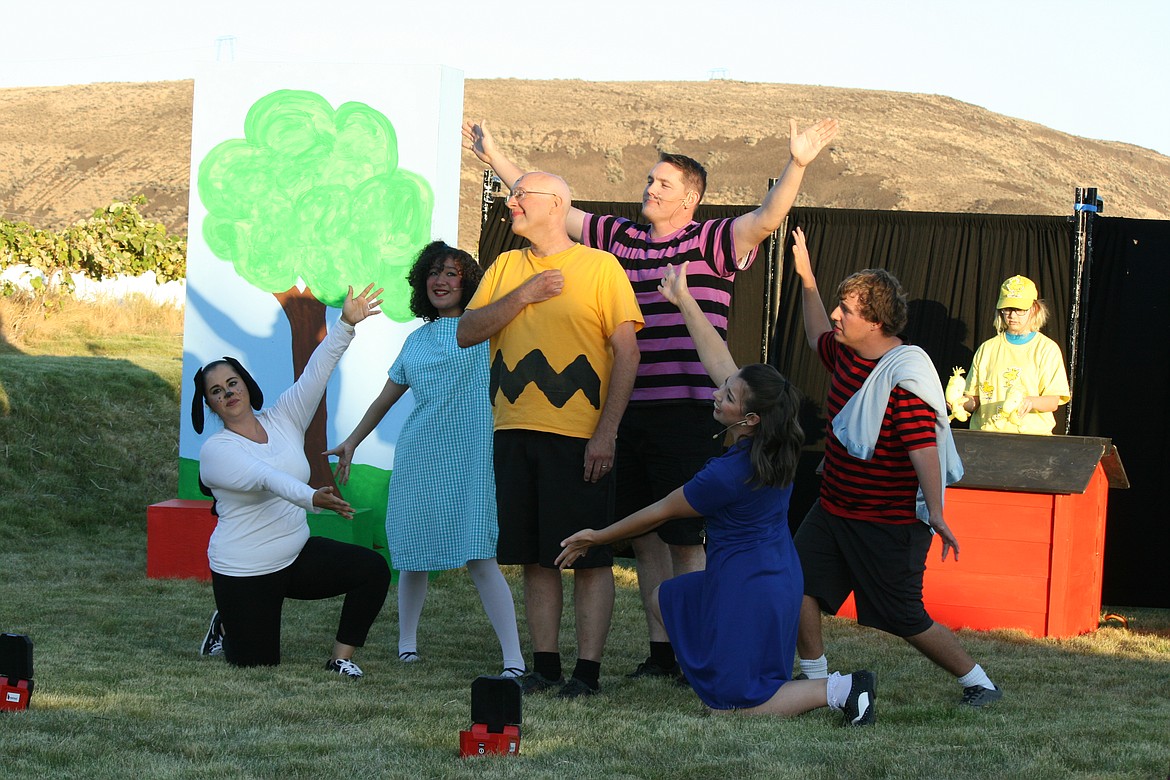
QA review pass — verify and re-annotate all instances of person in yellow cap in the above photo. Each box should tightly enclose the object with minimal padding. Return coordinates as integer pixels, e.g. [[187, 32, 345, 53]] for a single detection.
[[954, 275, 1071, 434]]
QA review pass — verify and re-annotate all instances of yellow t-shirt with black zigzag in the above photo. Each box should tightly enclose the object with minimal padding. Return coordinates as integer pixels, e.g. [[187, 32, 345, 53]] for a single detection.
[[467, 244, 643, 439]]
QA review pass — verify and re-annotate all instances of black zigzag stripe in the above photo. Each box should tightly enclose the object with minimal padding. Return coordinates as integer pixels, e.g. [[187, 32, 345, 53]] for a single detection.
[[490, 350, 602, 410]]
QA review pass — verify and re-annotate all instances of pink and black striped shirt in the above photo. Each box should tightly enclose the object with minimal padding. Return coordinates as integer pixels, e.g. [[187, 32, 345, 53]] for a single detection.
[[582, 214, 757, 404]]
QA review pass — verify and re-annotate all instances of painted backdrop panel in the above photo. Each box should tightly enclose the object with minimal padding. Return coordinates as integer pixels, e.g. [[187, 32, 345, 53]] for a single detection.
[[178, 64, 464, 550]]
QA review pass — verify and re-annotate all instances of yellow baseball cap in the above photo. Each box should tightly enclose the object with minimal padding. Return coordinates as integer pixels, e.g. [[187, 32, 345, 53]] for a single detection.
[[997, 275, 1038, 309]]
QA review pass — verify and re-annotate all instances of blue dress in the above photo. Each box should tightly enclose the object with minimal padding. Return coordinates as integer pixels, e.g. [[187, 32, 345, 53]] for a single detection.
[[659, 441, 803, 709], [385, 317, 497, 571]]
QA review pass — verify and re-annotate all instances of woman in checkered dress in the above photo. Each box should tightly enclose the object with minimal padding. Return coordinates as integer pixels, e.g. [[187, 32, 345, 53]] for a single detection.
[[327, 242, 524, 677]]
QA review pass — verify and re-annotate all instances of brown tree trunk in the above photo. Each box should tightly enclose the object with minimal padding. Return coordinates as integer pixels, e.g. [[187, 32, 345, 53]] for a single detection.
[[273, 286, 339, 495]]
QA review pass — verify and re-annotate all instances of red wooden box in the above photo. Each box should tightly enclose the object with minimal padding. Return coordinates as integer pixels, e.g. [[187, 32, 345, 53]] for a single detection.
[[146, 499, 216, 580], [835, 432, 1126, 639]]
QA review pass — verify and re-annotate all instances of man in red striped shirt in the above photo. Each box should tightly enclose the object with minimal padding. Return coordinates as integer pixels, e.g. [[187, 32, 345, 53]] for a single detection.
[[789, 228, 1002, 708]]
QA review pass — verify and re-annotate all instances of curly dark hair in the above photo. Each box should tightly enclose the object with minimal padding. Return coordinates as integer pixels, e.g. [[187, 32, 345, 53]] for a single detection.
[[737, 363, 804, 489], [406, 241, 484, 321]]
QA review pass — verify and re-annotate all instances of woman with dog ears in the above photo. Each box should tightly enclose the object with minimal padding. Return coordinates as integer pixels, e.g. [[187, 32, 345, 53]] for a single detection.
[[555, 262, 877, 725], [191, 283, 391, 678]]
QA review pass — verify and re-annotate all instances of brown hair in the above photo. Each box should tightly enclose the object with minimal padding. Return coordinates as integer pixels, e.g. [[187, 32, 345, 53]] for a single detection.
[[837, 269, 909, 335], [657, 152, 707, 202]]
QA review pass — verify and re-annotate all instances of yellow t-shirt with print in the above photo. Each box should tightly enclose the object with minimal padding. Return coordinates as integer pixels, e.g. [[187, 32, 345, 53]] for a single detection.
[[467, 244, 643, 439], [964, 331, 1071, 435]]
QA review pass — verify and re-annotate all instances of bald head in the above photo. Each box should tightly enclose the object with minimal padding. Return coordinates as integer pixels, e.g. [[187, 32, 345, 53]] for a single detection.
[[507, 171, 574, 253]]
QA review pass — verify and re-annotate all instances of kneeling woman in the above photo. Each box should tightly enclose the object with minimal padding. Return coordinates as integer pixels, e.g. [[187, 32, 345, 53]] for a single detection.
[[192, 284, 391, 677], [556, 263, 875, 724]]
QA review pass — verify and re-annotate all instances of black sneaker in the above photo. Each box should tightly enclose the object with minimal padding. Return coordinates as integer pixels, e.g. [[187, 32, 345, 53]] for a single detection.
[[519, 671, 564, 694], [557, 677, 599, 699], [324, 658, 364, 678], [627, 659, 681, 679], [960, 685, 1003, 707], [842, 670, 876, 727], [199, 610, 224, 657]]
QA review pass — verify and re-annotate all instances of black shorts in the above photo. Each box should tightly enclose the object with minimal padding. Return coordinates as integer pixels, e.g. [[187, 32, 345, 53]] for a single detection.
[[494, 429, 615, 569], [614, 404, 723, 546], [793, 500, 934, 637]]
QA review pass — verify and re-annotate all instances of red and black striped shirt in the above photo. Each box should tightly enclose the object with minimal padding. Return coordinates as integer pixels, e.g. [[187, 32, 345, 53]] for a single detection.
[[818, 331, 937, 524]]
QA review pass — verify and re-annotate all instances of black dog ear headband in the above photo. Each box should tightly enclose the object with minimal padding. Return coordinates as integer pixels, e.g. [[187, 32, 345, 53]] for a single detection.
[[190, 357, 264, 434]]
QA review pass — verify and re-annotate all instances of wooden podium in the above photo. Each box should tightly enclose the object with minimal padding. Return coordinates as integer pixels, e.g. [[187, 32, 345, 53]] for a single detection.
[[837, 430, 1128, 638]]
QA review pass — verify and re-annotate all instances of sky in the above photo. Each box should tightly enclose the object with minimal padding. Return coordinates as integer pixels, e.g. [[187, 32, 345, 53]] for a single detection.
[[1, 0, 1167, 156]]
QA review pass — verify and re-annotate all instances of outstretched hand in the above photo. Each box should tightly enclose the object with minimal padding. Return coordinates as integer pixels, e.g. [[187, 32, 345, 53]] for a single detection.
[[462, 120, 498, 165], [554, 529, 598, 570], [322, 440, 356, 485], [790, 118, 839, 167], [657, 261, 692, 306], [313, 486, 354, 520], [791, 227, 814, 281], [341, 283, 384, 326]]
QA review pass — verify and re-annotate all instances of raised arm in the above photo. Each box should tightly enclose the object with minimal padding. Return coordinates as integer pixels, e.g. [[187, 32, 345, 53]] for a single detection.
[[323, 377, 409, 485], [791, 227, 832, 350], [657, 262, 738, 387], [582, 320, 640, 483], [731, 118, 838, 264], [554, 486, 699, 569], [277, 283, 384, 428], [462, 119, 590, 242], [456, 269, 565, 347]]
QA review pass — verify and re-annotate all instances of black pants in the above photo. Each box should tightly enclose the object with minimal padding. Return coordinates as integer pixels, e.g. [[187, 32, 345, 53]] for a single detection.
[[211, 536, 391, 667]]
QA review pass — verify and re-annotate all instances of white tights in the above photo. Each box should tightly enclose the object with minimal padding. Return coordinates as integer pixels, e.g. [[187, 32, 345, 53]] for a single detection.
[[397, 558, 524, 671]]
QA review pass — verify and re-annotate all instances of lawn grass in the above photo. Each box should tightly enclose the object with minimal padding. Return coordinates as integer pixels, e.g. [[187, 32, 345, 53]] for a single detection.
[[1, 296, 1168, 779]]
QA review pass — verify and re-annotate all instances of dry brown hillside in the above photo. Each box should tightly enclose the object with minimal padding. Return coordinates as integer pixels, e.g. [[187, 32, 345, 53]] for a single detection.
[[2, 79, 1168, 253]]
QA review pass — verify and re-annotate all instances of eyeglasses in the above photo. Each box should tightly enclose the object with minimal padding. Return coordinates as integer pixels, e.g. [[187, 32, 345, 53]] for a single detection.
[[999, 308, 1030, 317], [507, 188, 556, 202]]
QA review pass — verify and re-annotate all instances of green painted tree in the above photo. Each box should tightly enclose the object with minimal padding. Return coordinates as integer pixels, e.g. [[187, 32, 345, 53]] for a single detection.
[[198, 89, 433, 490]]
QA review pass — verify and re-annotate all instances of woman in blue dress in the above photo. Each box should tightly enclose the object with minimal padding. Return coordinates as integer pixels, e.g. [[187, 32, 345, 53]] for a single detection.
[[557, 262, 875, 724], [327, 241, 524, 677]]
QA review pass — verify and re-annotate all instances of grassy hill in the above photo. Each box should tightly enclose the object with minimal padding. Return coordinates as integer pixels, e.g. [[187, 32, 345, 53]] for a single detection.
[[2, 79, 1168, 253]]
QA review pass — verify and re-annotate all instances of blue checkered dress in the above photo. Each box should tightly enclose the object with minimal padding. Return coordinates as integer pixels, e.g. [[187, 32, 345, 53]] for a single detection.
[[385, 317, 497, 570]]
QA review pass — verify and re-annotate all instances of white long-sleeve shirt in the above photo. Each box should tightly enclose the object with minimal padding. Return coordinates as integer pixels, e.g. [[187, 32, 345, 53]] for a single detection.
[[199, 319, 355, 576]]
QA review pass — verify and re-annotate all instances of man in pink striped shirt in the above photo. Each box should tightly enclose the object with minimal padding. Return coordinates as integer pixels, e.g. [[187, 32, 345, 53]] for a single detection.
[[464, 117, 837, 678]]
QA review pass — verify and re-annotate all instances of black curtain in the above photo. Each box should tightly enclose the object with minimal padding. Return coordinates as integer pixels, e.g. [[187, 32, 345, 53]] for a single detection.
[[771, 207, 1074, 545], [1068, 216, 1170, 606], [476, 196, 1170, 607]]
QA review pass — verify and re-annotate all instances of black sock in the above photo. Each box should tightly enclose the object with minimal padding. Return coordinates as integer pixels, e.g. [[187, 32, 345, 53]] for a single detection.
[[533, 652, 561, 681], [649, 641, 676, 669], [572, 659, 601, 689]]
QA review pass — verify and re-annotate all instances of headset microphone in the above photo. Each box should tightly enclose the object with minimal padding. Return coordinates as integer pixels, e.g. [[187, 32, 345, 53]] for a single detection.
[[711, 419, 751, 439]]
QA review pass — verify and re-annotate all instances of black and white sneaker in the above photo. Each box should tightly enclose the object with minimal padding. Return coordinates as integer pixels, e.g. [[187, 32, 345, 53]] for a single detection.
[[960, 685, 1003, 707], [842, 670, 876, 727], [199, 610, 224, 657], [325, 658, 364, 678]]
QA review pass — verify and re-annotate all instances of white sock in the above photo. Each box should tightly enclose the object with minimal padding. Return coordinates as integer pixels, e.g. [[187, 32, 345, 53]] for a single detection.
[[957, 663, 995, 690], [397, 570, 428, 656], [467, 558, 525, 673], [799, 655, 830, 679], [825, 672, 851, 710]]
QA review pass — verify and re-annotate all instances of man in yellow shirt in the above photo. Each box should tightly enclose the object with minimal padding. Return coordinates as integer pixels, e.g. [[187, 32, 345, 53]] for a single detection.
[[458, 171, 643, 697]]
